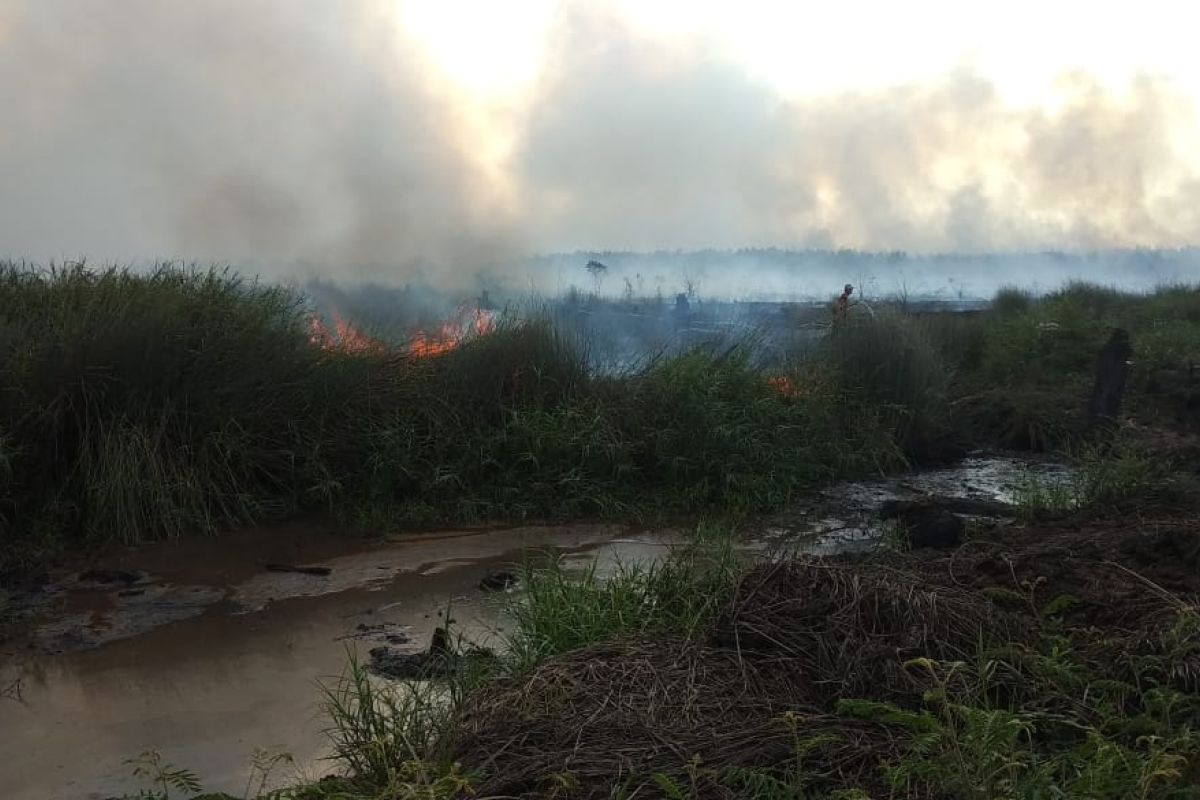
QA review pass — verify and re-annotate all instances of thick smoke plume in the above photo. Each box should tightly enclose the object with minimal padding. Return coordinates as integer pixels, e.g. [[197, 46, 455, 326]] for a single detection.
[[0, 1, 520, 283], [1, 1, 1198, 290]]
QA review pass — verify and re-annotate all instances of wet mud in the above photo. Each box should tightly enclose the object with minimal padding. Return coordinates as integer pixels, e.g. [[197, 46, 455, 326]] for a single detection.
[[762, 454, 1072, 555]]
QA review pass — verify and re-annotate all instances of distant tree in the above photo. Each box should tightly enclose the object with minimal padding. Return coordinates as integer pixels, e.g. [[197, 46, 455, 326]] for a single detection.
[[585, 260, 608, 295]]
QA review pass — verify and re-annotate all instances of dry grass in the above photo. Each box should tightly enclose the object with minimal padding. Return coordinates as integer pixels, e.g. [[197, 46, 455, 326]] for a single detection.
[[713, 559, 1017, 701], [457, 637, 907, 798], [451, 559, 1024, 798], [441, 508, 1200, 799]]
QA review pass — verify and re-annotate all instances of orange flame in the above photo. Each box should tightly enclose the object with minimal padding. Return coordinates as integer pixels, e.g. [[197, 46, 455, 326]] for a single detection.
[[407, 320, 461, 357], [305, 305, 496, 358], [767, 375, 802, 399], [307, 311, 383, 355], [407, 307, 495, 357]]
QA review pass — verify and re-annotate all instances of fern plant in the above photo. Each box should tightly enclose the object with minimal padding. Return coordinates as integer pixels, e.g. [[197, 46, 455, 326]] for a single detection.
[[122, 750, 201, 800]]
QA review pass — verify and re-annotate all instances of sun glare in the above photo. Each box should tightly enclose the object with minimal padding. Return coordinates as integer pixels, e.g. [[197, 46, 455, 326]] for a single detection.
[[395, 0, 1200, 113], [394, 0, 557, 98]]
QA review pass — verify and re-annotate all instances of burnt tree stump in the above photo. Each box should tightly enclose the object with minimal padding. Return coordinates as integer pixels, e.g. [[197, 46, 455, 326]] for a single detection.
[[1088, 328, 1132, 426]]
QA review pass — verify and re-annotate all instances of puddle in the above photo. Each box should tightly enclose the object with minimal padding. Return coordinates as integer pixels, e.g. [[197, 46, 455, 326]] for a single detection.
[[0, 453, 1068, 799], [765, 454, 1073, 556], [0, 523, 684, 800]]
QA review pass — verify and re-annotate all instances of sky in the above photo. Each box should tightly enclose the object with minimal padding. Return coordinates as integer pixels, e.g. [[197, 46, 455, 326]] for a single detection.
[[1, 0, 1198, 287]]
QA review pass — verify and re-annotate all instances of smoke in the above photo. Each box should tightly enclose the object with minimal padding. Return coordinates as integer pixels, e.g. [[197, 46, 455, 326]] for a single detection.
[[1, 1, 1198, 289], [519, 8, 1200, 255], [0, 1, 519, 283]]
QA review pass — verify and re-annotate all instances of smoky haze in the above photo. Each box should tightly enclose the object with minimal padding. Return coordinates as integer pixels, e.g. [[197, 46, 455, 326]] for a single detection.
[[1, 1, 1199, 292]]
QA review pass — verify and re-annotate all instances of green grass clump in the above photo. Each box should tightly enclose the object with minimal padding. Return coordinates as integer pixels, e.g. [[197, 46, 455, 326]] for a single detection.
[[956, 384, 1085, 452], [319, 652, 478, 796], [1013, 440, 1170, 516], [1046, 280, 1126, 315], [615, 349, 901, 508], [822, 313, 950, 451], [430, 316, 589, 423], [992, 285, 1034, 316], [507, 521, 741, 670]]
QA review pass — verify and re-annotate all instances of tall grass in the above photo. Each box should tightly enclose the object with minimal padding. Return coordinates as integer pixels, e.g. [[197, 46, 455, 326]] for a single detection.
[[320, 651, 478, 795], [357, 340, 902, 525], [925, 281, 1200, 452], [7, 265, 1197, 569], [0, 264, 372, 557], [821, 313, 951, 451], [0, 264, 908, 568], [991, 285, 1033, 316], [972, 281, 1200, 388]]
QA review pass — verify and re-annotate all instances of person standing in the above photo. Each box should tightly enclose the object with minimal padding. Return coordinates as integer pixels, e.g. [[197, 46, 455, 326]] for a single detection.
[[833, 283, 854, 323]]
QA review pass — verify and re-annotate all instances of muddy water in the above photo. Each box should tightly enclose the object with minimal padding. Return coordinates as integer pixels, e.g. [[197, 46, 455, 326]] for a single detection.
[[0, 455, 1070, 800], [0, 524, 686, 800]]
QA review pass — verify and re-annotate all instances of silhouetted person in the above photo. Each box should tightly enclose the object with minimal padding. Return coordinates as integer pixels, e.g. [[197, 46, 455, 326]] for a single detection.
[[833, 283, 854, 323], [430, 626, 450, 656], [671, 292, 691, 332], [1089, 328, 1133, 425]]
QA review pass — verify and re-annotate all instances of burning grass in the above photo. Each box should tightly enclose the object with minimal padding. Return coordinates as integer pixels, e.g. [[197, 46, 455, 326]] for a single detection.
[[0, 264, 903, 570], [2, 263, 1199, 575], [407, 306, 496, 357]]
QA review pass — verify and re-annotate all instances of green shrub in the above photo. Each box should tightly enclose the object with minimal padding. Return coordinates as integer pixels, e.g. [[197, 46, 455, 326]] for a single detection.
[[1047, 281, 1128, 319], [507, 521, 740, 670], [623, 349, 900, 509]]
